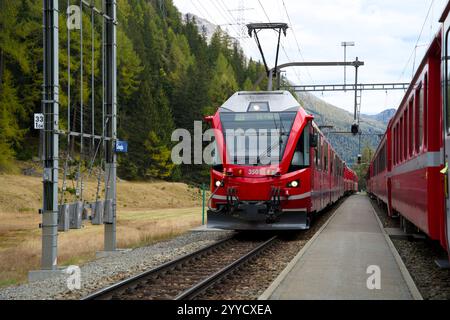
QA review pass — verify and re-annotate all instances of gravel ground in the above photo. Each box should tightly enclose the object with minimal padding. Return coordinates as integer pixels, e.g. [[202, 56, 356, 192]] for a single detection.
[[370, 197, 450, 300], [199, 199, 342, 300], [0, 231, 233, 300]]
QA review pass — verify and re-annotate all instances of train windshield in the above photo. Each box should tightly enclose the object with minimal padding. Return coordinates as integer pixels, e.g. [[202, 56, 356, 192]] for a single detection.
[[220, 112, 297, 166]]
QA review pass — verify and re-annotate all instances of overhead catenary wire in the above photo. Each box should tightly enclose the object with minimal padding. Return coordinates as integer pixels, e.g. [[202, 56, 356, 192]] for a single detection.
[[398, 0, 435, 81], [210, 0, 245, 46], [216, 0, 251, 45], [256, 0, 302, 84], [280, 0, 314, 84], [190, 0, 215, 25]]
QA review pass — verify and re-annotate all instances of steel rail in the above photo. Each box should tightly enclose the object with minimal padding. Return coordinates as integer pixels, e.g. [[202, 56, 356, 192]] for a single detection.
[[175, 236, 278, 300], [82, 235, 236, 300]]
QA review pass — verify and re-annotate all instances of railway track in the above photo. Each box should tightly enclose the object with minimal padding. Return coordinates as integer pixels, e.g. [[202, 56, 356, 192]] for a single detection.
[[82, 234, 278, 300]]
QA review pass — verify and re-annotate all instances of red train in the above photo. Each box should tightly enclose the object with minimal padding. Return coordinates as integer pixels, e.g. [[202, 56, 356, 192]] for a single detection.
[[367, 2, 450, 255], [205, 91, 358, 230]]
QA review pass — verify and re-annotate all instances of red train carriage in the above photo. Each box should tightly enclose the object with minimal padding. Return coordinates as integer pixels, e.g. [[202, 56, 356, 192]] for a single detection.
[[368, 2, 450, 254], [206, 91, 352, 231], [344, 167, 358, 195], [368, 130, 391, 213]]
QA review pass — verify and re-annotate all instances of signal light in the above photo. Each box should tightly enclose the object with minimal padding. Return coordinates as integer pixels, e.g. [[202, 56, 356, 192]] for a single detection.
[[357, 154, 362, 165], [351, 123, 359, 136]]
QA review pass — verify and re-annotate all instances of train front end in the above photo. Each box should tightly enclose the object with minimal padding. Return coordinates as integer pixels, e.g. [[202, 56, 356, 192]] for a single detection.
[[206, 91, 315, 231]]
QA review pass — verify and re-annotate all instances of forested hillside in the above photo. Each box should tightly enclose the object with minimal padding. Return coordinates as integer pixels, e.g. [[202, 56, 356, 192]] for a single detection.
[[0, 0, 268, 183], [0, 0, 390, 183]]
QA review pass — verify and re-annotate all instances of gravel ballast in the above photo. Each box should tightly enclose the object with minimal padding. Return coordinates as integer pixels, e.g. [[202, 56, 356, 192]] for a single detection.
[[0, 231, 233, 300], [198, 199, 342, 300], [370, 197, 450, 300]]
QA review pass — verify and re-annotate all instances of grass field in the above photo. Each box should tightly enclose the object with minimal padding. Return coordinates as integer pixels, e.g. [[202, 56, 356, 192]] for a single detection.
[[0, 174, 205, 287]]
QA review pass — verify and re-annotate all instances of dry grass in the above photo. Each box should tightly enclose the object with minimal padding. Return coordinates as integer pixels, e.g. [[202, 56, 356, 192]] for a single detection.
[[0, 174, 206, 287]]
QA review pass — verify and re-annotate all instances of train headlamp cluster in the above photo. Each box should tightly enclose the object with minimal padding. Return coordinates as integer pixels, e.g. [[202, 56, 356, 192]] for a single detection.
[[288, 180, 299, 188], [215, 180, 224, 188]]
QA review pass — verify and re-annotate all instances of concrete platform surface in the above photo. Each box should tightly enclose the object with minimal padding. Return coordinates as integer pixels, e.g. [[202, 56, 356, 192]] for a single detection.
[[263, 195, 418, 300]]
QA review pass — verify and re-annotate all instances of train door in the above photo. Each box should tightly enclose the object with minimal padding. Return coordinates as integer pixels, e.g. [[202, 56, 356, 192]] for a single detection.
[[442, 14, 450, 253]]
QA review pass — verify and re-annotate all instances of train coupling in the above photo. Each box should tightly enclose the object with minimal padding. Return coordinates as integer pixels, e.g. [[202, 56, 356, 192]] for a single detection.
[[267, 187, 282, 223]]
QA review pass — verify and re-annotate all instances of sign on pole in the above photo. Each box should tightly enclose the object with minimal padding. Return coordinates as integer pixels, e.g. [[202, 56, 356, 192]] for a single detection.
[[115, 140, 128, 153], [34, 113, 45, 130]]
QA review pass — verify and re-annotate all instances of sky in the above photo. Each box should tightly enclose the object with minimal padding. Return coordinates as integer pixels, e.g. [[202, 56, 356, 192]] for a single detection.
[[173, 0, 448, 115]]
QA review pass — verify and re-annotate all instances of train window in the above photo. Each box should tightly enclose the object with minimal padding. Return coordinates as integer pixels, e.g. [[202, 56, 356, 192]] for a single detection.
[[418, 84, 424, 152], [317, 135, 322, 170], [446, 29, 450, 134], [248, 102, 269, 112], [403, 113, 407, 160], [399, 117, 403, 162], [211, 141, 223, 172], [398, 121, 400, 163], [393, 126, 397, 165], [290, 123, 311, 171], [314, 130, 320, 170], [423, 75, 428, 148], [330, 153, 334, 175], [409, 99, 414, 157], [324, 143, 328, 172]]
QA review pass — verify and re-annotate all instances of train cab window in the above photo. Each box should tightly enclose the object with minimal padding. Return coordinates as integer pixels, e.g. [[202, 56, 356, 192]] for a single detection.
[[220, 112, 296, 165], [290, 124, 310, 171], [211, 141, 223, 172]]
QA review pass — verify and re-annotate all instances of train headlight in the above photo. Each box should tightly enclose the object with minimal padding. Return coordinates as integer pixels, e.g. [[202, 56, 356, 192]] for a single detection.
[[289, 181, 299, 188], [215, 180, 223, 188]]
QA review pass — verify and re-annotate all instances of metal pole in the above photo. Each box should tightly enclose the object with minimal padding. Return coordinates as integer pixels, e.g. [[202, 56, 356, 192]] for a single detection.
[[342, 42, 355, 91], [276, 70, 281, 91], [104, 0, 117, 252], [344, 46, 346, 90], [354, 57, 359, 122], [79, 0, 84, 202], [274, 29, 282, 79], [91, 5, 95, 154], [41, 0, 59, 270], [268, 69, 273, 91]]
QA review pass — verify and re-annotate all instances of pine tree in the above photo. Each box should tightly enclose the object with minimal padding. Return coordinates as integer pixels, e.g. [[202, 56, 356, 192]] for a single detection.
[[0, 71, 23, 171], [144, 131, 175, 180], [207, 53, 238, 115]]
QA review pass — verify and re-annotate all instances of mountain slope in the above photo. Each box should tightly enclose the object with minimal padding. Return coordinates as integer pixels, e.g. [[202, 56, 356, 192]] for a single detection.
[[363, 109, 396, 125], [296, 92, 387, 165]]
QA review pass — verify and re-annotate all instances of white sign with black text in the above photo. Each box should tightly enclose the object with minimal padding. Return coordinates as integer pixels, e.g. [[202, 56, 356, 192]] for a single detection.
[[34, 113, 44, 130]]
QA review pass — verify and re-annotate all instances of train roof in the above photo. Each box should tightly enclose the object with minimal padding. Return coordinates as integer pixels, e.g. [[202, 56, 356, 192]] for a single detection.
[[218, 90, 350, 169], [219, 91, 301, 113], [440, 1, 450, 22]]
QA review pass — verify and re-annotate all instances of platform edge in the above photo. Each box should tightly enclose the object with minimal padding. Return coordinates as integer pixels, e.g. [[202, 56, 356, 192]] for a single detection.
[[258, 202, 341, 300], [369, 202, 423, 301]]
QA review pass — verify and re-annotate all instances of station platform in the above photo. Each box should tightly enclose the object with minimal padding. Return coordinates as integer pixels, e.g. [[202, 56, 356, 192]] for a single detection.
[[260, 194, 422, 300]]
